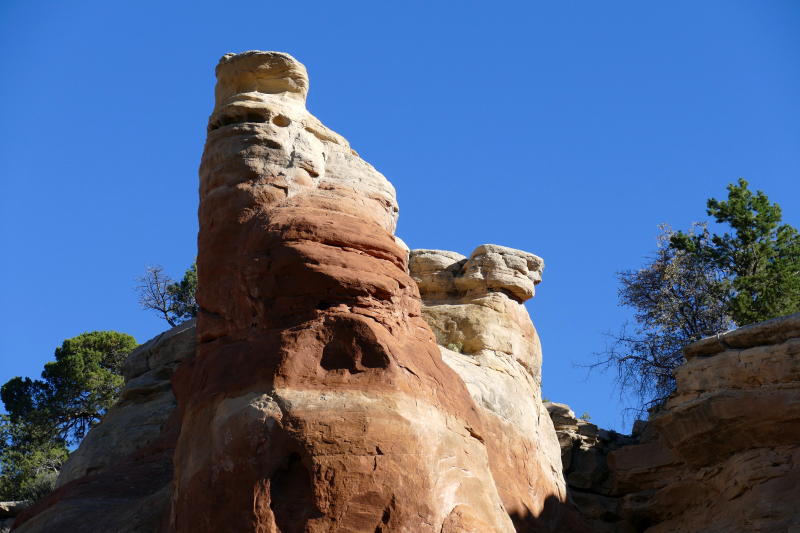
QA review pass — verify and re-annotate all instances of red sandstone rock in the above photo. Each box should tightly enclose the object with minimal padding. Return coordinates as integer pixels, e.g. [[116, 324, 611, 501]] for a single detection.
[[172, 50, 582, 533], [14, 51, 594, 533]]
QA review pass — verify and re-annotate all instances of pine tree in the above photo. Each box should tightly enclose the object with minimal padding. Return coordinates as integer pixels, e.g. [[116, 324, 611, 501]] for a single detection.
[[671, 178, 800, 325]]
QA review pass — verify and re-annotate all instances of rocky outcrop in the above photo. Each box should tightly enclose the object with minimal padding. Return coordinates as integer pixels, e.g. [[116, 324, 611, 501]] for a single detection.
[[167, 50, 585, 533], [13, 322, 196, 532], [0, 502, 29, 531], [547, 313, 800, 533], [410, 247, 592, 532], [606, 312, 800, 533], [545, 403, 637, 533], [55, 320, 196, 487]]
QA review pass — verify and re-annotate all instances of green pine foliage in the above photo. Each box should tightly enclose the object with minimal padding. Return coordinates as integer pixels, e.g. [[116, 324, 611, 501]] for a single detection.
[[167, 260, 197, 324], [671, 178, 800, 325], [0, 331, 136, 501]]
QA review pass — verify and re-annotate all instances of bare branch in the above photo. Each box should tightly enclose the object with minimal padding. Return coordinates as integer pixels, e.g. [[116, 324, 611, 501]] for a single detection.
[[584, 223, 735, 420], [134, 265, 177, 327]]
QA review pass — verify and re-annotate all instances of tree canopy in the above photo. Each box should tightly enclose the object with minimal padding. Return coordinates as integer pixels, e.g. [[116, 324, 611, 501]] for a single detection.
[[592, 223, 734, 413], [593, 179, 798, 416], [0, 330, 136, 501], [671, 178, 800, 325]]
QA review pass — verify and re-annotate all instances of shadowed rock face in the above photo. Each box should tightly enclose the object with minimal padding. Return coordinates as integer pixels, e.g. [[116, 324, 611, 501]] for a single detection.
[[173, 50, 518, 533]]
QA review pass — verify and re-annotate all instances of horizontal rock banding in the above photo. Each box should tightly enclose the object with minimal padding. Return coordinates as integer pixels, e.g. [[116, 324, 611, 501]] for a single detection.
[[174, 51, 521, 533]]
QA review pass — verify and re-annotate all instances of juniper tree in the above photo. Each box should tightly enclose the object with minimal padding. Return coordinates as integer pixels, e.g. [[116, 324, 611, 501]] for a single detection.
[[0, 331, 137, 500]]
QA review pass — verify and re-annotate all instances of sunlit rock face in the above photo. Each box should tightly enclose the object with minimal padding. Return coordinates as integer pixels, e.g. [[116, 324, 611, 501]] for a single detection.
[[604, 313, 800, 533], [410, 246, 593, 532], [12, 52, 594, 533], [174, 51, 519, 533]]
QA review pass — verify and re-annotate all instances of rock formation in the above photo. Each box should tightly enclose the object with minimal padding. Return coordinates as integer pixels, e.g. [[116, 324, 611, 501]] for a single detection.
[[168, 51, 584, 533], [409, 247, 591, 531], [608, 312, 800, 532], [548, 313, 800, 533], [13, 52, 587, 533], [0, 502, 29, 531], [545, 403, 636, 533]]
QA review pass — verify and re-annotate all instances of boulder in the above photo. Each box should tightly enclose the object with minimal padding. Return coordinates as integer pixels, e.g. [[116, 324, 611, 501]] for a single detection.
[[0, 502, 28, 520]]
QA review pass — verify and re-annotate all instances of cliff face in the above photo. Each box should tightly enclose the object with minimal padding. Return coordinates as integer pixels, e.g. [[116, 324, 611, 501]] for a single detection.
[[171, 51, 582, 533], [409, 247, 592, 532], [611, 312, 800, 533], [549, 313, 800, 533]]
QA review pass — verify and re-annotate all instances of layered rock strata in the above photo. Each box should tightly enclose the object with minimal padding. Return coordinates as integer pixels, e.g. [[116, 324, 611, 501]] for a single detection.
[[548, 314, 800, 532], [168, 51, 585, 533], [410, 247, 592, 532], [605, 312, 800, 532], [13, 321, 196, 532], [14, 53, 591, 532]]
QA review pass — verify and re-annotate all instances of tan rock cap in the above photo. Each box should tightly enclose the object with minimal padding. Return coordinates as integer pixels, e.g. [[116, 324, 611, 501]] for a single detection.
[[214, 50, 309, 112]]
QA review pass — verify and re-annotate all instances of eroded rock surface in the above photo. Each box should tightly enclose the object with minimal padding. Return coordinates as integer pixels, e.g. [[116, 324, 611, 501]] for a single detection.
[[410, 247, 592, 532], [619, 313, 800, 533], [598, 313, 800, 533], [168, 51, 578, 533], [548, 314, 800, 533], [545, 403, 637, 533], [0, 501, 29, 531]]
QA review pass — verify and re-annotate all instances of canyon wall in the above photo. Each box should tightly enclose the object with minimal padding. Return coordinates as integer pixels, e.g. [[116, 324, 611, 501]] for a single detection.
[[549, 312, 800, 533]]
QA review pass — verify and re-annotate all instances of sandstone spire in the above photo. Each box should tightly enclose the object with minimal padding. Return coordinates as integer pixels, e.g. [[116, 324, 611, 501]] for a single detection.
[[10, 51, 590, 533], [173, 50, 518, 532]]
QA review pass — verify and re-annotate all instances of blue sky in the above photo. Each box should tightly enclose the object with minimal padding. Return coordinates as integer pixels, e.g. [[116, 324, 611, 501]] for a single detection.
[[1, 1, 798, 431]]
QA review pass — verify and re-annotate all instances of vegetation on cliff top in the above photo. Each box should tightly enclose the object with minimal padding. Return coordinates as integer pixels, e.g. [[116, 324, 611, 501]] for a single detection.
[[594, 179, 799, 415], [135, 260, 197, 327], [671, 178, 800, 326], [0, 331, 136, 501]]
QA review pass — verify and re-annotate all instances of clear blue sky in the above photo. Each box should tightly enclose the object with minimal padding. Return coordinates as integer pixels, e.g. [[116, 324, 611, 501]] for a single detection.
[[1, 1, 798, 432]]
